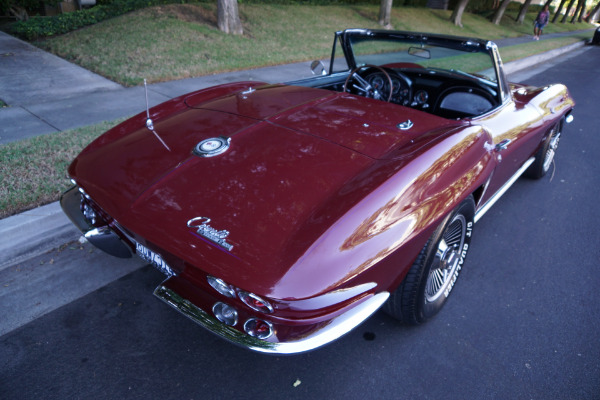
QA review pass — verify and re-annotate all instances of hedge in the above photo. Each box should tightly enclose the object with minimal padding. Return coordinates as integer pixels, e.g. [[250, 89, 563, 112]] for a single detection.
[[10, 0, 185, 40]]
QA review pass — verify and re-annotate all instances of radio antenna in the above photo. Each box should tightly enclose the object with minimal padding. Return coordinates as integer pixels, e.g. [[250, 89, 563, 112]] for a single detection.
[[144, 79, 154, 130], [144, 79, 171, 151]]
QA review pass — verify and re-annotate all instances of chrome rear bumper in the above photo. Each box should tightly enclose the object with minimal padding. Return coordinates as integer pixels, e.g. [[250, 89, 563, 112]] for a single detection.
[[60, 186, 133, 258], [154, 281, 389, 355], [62, 185, 390, 354]]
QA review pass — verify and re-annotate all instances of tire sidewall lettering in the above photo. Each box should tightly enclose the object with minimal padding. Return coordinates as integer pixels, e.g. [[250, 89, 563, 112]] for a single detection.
[[443, 243, 470, 299]]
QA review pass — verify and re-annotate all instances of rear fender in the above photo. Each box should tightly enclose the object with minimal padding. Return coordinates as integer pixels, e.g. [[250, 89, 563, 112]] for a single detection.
[[347, 124, 496, 293], [273, 124, 495, 298]]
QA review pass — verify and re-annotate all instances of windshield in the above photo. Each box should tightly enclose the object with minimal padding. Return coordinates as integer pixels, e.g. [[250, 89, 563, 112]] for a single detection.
[[337, 34, 499, 86]]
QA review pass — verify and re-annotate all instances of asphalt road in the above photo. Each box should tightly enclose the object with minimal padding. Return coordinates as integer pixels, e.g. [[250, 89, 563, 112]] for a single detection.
[[1, 46, 599, 400]]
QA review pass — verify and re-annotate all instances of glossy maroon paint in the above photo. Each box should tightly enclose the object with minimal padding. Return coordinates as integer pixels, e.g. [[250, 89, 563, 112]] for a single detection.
[[67, 40, 574, 345], [70, 82, 489, 301], [475, 83, 573, 203]]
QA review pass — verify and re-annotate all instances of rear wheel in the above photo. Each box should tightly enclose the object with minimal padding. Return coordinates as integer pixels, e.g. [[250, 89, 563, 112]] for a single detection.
[[526, 119, 563, 179], [384, 195, 475, 324]]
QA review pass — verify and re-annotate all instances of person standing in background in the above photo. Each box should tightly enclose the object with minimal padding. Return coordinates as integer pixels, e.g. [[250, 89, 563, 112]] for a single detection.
[[534, 5, 550, 40]]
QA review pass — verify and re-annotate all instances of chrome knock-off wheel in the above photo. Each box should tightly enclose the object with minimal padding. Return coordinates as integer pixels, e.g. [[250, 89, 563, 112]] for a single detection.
[[526, 119, 565, 179], [542, 127, 560, 173], [425, 214, 466, 303], [383, 196, 475, 325]]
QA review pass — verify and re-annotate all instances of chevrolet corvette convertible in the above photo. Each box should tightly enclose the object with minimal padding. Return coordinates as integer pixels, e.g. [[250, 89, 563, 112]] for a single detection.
[[61, 29, 574, 354]]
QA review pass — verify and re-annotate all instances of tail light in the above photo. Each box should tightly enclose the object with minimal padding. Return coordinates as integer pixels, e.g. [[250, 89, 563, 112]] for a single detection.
[[244, 318, 274, 339], [212, 302, 238, 326], [238, 291, 274, 313], [207, 276, 235, 298]]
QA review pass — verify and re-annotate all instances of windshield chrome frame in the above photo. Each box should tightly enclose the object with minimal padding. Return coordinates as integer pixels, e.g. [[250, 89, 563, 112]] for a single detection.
[[333, 29, 505, 105]]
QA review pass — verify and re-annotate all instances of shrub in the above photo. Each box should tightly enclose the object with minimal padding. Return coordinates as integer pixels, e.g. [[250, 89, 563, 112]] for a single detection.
[[10, 0, 184, 40]]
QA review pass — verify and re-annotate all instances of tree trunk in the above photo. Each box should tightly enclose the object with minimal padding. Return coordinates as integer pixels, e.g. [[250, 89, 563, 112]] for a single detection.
[[576, 0, 586, 22], [378, 0, 393, 28], [450, 0, 470, 27], [570, 0, 584, 22], [9, 5, 29, 21], [585, 1, 600, 22], [560, 0, 576, 23], [491, 0, 512, 24], [552, 0, 569, 22], [217, 0, 243, 35], [516, 0, 533, 23]]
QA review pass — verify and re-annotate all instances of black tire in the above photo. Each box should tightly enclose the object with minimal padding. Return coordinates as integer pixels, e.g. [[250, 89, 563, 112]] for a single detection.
[[526, 119, 563, 179], [384, 195, 475, 325]]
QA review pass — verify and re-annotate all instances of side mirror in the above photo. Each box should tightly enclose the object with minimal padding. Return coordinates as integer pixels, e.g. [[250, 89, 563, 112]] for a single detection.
[[310, 60, 327, 76]]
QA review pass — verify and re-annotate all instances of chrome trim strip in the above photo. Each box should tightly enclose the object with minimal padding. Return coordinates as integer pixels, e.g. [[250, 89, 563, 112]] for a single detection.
[[154, 285, 389, 355], [474, 157, 535, 223]]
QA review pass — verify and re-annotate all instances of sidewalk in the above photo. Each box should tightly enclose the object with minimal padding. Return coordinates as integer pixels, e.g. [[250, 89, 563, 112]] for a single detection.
[[0, 29, 592, 269], [0, 30, 317, 144]]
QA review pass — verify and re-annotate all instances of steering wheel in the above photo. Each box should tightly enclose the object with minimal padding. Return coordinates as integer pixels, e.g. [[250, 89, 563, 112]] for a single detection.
[[343, 64, 394, 102]]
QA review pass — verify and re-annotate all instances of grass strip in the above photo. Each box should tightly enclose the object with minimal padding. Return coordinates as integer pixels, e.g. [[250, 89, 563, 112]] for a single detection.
[[0, 120, 123, 219], [498, 35, 589, 63]]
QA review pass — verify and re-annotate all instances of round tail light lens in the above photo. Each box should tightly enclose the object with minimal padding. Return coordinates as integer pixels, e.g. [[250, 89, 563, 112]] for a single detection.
[[238, 291, 274, 313], [212, 302, 238, 326], [244, 318, 274, 340], [207, 276, 235, 298]]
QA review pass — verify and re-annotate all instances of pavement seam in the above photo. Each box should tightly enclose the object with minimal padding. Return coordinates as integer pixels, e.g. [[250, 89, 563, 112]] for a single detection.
[[21, 105, 61, 132]]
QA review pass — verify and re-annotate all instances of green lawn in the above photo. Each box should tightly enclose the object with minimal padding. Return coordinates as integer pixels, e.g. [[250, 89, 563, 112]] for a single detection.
[[37, 4, 594, 86], [0, 120, 123, 219]]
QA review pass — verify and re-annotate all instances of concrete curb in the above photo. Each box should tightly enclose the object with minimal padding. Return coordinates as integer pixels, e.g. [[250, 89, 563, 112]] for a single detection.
[[503, 40, 586, 75], [0, 39, 587, 269], [0, 202, 79, 270]]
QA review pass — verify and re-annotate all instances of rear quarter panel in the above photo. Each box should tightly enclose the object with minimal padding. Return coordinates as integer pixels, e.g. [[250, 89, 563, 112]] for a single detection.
[[270, 124, 495, 299]]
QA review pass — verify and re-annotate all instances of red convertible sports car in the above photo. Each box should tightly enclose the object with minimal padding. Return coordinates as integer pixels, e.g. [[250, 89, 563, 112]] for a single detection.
[[61, 29, 574, 354]]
